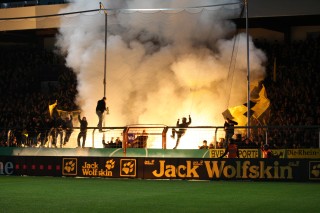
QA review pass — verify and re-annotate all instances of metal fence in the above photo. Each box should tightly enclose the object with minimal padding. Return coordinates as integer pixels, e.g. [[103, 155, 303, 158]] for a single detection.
[[1, 125, 319, 150]]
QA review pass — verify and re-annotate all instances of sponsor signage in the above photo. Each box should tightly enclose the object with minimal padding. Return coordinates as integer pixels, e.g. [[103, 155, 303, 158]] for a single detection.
[[210, 149, 259, 158], [287, 149, 320, 158], [142, 158, 304, 180], [1, 156, 320, 182], [210, 149, 320, 158], [62, 157, 137, 178]]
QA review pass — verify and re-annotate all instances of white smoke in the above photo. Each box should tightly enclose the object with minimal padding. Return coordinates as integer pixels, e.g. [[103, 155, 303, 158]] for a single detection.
[[56, 0, 266, 148]]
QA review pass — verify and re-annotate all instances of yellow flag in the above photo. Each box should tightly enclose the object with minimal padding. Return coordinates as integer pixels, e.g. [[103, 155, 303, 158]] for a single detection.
[[223, 83, 270, 126], [251, 85, 270, 119], [48, 100, 57, 117]]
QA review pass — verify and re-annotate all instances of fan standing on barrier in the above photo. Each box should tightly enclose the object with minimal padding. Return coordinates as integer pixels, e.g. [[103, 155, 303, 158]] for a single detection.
[[171, 115, 192, 149], [224, 117, 238, 147], [96, 97, 108, 132], [77, 114, 88, 148], [63, 113, 73, 146]]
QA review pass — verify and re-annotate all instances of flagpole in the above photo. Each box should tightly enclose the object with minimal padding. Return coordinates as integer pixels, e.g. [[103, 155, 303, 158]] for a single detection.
[[103, 9, 107, 97], [245, 0, 250, 138]]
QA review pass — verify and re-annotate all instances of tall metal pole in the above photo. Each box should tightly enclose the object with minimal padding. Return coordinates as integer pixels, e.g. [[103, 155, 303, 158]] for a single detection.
[[245, 0, 250, 138], [104, 13, 107, 97], [100, 2, 108, 145]]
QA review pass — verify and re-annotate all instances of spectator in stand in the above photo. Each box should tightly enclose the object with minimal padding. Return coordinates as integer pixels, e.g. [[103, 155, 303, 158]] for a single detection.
[[208, 143, 214, 149], [199, 140, 209, 149], [41, 117, 53, 147], [219, 139, 239, 158], [26, 116, 40, 147], [114, 137, 123, 148], [0, 46, 78, 147], [261, 144, 279, 158], [240, 137, 256, 149], [216, 138, 225, 149]]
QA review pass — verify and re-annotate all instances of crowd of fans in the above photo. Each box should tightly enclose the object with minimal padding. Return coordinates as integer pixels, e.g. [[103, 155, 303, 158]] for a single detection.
[[257, 36, 320, 148], [0, 46, 78, 147], [0, 35, 319, 148]]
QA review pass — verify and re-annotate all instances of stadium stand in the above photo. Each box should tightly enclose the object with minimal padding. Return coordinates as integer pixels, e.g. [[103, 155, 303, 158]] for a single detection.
[[0, 0, 67, 9], [0, 1, 319, 148]]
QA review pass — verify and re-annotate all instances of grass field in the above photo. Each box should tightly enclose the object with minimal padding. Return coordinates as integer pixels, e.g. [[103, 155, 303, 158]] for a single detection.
[[1, 176, 320, 213]]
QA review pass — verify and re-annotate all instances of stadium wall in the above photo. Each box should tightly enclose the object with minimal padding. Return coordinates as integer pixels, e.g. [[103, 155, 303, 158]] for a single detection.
[[1, 147, 320, 181]]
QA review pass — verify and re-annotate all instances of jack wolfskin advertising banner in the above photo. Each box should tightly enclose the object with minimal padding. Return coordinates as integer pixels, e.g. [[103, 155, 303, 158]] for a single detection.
[[58, 157, 320, 181], [62, 157, 137, 178], [1, 156, 320, 182], [141, 158, 310, 181], [61, 157, 320, 181]]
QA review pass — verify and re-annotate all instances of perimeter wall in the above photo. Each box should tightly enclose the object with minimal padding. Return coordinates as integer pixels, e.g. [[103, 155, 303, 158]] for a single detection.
[[1, 147, 320, 182]]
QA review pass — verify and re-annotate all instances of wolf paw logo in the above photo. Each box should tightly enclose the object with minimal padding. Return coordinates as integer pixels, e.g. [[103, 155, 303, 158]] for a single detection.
[[120, 159, 136, 177], [122, 161, 134, 174], [63, 158, 77, 175], [105, 159, 115, 170], [311, 164, 320, 177], [64, 160, 75, 173]]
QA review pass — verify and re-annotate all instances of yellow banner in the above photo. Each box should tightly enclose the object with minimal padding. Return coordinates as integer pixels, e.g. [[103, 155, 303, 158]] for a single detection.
[[287, 149, 320, 158], [270, 149, 286, 158], [210, 149, 259, 158], [209, 149, 225, 158], [210, 148, 320, 158], [239, 149, 259, 158]]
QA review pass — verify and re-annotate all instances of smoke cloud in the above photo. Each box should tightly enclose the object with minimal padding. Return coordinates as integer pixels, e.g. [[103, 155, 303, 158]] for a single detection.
[[56, 0, 266, 147]]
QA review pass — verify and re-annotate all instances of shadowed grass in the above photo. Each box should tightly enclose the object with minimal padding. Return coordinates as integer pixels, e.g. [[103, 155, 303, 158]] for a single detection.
[[1, 176, 320, 213]]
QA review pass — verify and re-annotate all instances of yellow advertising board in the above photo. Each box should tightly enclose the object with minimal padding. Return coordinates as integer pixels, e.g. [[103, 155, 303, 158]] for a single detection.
[[210, 148, 320, 158], [287, 149, 320, 158], [210, 149, 259, 158]]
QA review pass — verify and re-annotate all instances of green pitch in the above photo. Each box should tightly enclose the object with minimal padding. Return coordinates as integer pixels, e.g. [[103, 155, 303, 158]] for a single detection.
[[1, 176, 319, 213]]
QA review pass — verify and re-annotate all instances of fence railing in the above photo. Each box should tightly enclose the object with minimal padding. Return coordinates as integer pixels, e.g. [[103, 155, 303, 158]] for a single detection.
[[1, 125, 319, 150]]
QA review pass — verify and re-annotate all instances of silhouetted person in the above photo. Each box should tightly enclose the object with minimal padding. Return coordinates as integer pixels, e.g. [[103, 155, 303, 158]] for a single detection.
[[199, 140, 209, 149], [63, 114, 73, 145], [171, 115, 192, 149], [96, 97, 108, 132], [77, 114, 88, 148], [224, 117, 238, 146], [261, 144, 279, 158], [132, 129, 148, 148], [219, 139, 239, 158], [55, 116, 65, 148]]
